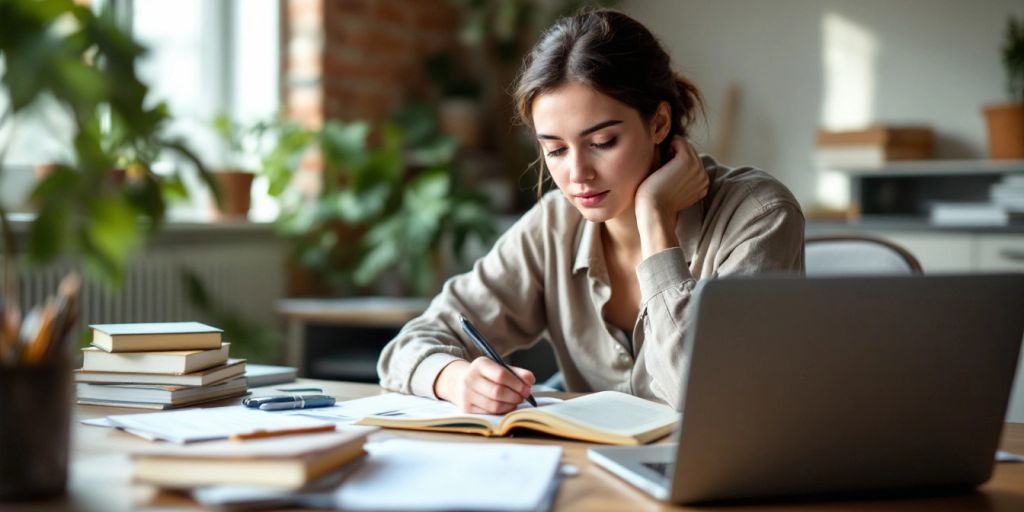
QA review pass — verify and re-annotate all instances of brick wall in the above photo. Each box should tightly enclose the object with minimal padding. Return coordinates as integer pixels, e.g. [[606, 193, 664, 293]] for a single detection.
[[283, 0, 458, 130]]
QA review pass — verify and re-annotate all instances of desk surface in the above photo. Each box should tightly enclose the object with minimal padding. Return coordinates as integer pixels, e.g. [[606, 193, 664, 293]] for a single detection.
[[17, 379, 1024, 512]]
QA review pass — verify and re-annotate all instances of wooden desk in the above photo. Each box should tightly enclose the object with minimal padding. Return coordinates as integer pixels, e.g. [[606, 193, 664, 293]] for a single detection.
[[19, 379, 1024, 511]]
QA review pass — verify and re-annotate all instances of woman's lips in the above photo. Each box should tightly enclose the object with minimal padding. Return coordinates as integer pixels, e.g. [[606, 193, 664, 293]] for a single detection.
[[575, 190, 609, 207]]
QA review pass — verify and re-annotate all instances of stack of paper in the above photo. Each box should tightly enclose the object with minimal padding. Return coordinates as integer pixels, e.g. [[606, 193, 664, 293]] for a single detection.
[[75, 322, 248, 409]]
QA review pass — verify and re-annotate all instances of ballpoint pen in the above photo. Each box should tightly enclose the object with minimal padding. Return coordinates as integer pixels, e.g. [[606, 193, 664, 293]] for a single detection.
[[459, 314, 538, 407], [244, 394, 336, 410]]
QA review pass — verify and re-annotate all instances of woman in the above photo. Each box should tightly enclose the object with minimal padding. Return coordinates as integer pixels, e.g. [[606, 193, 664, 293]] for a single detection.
[[377, 9, 804, 413]]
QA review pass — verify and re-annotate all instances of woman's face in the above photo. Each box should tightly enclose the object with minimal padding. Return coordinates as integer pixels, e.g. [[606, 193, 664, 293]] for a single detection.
[[531, 82, 667, 223]]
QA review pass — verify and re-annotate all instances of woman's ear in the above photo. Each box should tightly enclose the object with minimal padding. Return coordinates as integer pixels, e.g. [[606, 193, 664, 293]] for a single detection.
[[651, 101, 672, 144]]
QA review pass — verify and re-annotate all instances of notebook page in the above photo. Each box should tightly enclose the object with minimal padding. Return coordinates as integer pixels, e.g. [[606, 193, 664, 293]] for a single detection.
[[302, 392, 561, 428], [537, 391, 680, 436]]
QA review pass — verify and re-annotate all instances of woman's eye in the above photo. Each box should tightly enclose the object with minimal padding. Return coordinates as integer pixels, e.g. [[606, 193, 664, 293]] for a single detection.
[[546, 147, 567, 158], [592, 137, 617, 150]]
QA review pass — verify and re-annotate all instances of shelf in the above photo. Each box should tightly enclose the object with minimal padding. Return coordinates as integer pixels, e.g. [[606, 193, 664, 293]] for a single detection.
[[834, 159, 1024, 177]]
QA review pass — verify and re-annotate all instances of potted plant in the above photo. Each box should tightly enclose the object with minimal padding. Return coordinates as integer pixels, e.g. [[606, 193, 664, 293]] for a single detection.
[[426, 52, 484, 151], [263, 107, 496, 297], [210, 113, 258, 219], [0, 0, 211, 498], [984, 15, 1024, 159]]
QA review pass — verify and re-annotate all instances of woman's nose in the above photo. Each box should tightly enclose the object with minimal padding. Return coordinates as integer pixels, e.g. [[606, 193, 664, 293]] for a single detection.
[[568, 151, 595, 183]]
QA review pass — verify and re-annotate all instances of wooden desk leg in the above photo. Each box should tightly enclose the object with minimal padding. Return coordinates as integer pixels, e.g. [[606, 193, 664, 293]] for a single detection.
[[286, 319, 306, 377]]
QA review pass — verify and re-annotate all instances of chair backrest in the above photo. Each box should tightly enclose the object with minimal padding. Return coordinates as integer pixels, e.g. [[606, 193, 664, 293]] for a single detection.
[[805, 234, 923, 276]]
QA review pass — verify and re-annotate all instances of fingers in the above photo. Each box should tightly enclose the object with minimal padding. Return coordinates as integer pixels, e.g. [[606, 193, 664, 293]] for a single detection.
[[510, 366, 536, 389], [455, 357, 533, 414]]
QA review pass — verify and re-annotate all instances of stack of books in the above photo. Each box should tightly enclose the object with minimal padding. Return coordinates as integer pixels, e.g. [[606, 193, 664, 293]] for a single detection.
[[75, 322, 248, 409], [930, 175, 1024, 227], [991, 174, 1024, 212], [814, 125, 934, 169]]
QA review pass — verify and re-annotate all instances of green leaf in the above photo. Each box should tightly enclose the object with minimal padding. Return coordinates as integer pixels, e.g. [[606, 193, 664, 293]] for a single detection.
[[85, 197, 142, 273], [26, 203, 67, 264]]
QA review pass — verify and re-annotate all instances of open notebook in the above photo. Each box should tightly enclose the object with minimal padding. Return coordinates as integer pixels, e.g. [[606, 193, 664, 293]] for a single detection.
[[356, 391, 679, 445]]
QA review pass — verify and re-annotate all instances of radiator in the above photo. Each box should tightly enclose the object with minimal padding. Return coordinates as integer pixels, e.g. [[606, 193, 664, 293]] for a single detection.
[[4, 225, 287, 343]]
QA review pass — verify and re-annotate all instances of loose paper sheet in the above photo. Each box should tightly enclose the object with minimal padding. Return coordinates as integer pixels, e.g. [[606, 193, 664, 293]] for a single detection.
[[333, 438, 563, 511], [103, 405, 335, 443]]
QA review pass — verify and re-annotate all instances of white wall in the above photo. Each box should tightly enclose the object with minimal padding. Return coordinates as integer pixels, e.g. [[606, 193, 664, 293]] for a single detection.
[[625, 0, 1024, 206]]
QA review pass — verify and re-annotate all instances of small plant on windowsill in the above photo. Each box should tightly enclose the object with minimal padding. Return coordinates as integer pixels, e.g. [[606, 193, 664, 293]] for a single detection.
[[209, 113, 261, 220], [983, 15, 1024, 159]]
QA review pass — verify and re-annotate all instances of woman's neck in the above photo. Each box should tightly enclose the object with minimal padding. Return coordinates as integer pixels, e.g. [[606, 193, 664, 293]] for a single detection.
[[603, 207, 642, 257]]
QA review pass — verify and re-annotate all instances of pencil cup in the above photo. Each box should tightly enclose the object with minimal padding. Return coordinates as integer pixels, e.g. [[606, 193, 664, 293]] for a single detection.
[[0, 361, 72, 501]]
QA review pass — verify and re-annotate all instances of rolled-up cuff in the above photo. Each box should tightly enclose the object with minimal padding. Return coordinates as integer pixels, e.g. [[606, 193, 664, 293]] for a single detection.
[[410, 352, 463, 399], [636, 247, 694, 304]]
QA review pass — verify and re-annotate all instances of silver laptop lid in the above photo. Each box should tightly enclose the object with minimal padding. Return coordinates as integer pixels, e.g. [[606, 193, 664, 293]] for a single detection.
[[669, 274, 1024, 503]]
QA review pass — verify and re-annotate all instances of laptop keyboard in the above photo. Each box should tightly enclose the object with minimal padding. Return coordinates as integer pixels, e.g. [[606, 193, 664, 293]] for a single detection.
[[642, 462, 670, 476]]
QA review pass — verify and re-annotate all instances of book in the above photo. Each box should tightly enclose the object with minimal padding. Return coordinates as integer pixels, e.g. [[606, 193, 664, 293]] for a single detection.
[[76, 376, 248, 408], [80, 343, 229, 375], [75, 358, 246, 386], [245, 363, 298, 387], [815, 125, 934, 147], [132, 429, 374, 489], [356, 390, 680, 445], [814, 144, 933, 169], [814, 125, 934, 169], [90, 321, 223, 352], [930, 202, 1024, 226]]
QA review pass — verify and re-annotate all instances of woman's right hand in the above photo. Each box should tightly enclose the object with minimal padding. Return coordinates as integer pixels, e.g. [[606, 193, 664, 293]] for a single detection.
[[433, 358, 536, 414]]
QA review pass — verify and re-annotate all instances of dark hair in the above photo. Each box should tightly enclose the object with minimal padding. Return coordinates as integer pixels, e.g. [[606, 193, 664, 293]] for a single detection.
[[512, 9, 704, 194]]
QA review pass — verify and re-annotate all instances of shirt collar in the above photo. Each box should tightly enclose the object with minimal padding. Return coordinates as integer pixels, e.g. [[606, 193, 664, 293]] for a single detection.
[[573, 218, 602, 275]]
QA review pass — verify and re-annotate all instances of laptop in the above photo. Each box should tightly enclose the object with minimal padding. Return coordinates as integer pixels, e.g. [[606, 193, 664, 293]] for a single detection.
[[588, 274, 1024, 504]]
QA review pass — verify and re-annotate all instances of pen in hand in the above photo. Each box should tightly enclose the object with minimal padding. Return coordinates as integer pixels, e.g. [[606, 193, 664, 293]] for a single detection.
[[459, 314, 538, 407]]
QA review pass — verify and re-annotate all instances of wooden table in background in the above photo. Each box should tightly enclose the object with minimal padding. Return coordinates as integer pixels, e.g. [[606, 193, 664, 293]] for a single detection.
[[10, 379, 1024, 511]]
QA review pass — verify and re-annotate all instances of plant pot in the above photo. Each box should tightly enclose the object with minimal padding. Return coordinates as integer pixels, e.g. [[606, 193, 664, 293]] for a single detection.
[[983, 102, 1024, 159], [213, 170, 255, 220], [439, 98, 483, 150]]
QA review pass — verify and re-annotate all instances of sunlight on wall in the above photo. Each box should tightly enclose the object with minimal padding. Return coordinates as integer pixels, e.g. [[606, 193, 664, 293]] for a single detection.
[[817, 12, 879, 209]]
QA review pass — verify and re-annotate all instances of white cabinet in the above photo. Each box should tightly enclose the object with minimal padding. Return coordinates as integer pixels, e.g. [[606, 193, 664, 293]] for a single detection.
[[977, 235, 1024, 272], [879, 231, 975, 272]]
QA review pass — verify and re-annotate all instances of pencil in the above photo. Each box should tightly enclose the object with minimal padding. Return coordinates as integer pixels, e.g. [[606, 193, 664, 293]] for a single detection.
[[229, 424, 336, 442]]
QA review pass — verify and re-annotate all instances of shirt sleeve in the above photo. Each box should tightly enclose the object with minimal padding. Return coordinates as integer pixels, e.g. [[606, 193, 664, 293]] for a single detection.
[[634, 201, 805, 405], [376, 199, 552, 399]]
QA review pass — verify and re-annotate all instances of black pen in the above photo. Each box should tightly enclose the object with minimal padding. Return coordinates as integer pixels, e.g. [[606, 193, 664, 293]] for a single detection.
[[459, 314, 538, 407]]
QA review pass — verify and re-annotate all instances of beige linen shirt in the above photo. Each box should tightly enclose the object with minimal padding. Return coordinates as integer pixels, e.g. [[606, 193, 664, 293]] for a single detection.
[[377, 155, 805, 407]]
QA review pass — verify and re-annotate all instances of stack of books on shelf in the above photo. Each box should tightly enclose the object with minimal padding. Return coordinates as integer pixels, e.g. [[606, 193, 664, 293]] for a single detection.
[[76, 322, 248, 409], [930, 175, 1024, 227], [814, 125, 934, 169]]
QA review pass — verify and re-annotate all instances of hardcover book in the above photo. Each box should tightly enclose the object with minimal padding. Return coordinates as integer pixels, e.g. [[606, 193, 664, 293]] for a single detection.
[[90, 322, 223, 352], [81, 343, 229, 375], [133, 429, 375, 489], [75, 359, 245, 386], [76, 376, 248, 407]]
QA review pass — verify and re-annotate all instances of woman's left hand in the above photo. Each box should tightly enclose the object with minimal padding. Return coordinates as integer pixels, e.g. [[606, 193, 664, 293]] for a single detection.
[[634, 136, 709, 223], [634, 136, 708, 258]]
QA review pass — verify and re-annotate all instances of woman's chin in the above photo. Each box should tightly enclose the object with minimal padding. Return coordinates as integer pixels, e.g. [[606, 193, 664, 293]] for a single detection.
[[575, 206, 616, 223]]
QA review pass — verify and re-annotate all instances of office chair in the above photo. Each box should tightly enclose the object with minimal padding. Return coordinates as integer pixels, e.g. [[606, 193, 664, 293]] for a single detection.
[[805, 233, 923, 275]]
